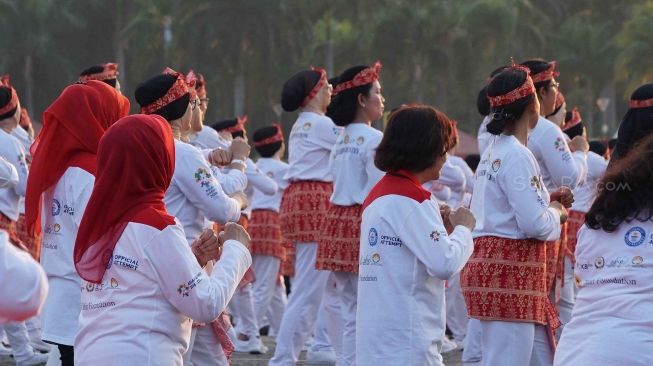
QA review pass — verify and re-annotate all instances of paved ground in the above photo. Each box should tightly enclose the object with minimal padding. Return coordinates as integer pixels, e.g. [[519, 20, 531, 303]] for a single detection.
[[0, 337, 464, 365]]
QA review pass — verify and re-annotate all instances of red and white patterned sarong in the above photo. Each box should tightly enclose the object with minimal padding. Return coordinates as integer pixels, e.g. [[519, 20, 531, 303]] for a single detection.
[[249, 209, 286, 260], [279, 180, 332, 244], [564, 210, 585, 264], [461, 236, 561, 351], [16, 214, 41, 260], [316, 204, 362, 273], [280, 242, 295, 277]]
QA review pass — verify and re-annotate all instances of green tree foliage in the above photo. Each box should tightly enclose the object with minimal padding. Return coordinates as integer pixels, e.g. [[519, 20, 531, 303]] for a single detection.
[[0, 0, 648, 137]]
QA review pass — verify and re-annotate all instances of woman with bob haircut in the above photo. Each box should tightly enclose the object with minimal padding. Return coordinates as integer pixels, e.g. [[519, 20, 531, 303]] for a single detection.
[[554, 98, 653, 366], [356, 104, 475, 366], [461, 66, 570, 366]]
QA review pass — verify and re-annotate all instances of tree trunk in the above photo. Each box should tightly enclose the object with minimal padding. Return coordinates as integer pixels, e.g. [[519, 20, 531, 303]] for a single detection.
[[23, 55, 34, 115]]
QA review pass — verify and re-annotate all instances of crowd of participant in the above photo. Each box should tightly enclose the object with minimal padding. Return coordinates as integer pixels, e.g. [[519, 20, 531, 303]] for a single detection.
[[0, 58, 652, 366]]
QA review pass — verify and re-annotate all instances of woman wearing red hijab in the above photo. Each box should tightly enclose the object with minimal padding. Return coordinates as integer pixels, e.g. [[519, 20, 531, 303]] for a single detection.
[[73, 115, 252, 366], [23, 80, 129, 365]]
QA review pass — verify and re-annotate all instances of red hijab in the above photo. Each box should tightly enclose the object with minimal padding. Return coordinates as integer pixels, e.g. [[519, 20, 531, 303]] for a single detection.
[[25, 81, 130, 235], [74, 114, 176, 283]]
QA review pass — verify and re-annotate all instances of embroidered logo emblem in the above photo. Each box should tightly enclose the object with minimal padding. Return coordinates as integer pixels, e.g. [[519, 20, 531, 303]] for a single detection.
[[303, 122, 312, 130], [53, 223, 61, 233], [632, 256, 644, 265], [491, 159, 501, 172], [52, 199, 61, 216], [594, 256, 605, 269], [372, 253, 381, 263], [430, 230, 441, 242], [529, 176, 542, 190], [177, 283, 190, 297], [554, 137, 566, 152], [344, 134, 350, 144], [194, 168, 213, 187], [266, 171, 274, 178], [625, 227, 646, 247], [110, 278, 119, 288], [357, 136, 365, 145], [368, 228, 378, 247]]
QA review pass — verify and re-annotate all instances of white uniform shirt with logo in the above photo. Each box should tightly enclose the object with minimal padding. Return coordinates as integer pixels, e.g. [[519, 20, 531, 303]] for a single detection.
[[471, 135, 560, 241], [165, 140, 241, 244], [0, 129, 28, 220], [39, 167, 94, 344], [357, 177, 474, 365], [251, 158, 290, 212], [528, 116, 587, 192], [0, 231, 48, 323], [11, 127, 32, 215], [555, 221, 653, 366], [75, 221, 251, 366], [284, 112, 340, 182], [571, 151, 607, 213], [329, 123, 384, 206], [0, 157, 18, 189]]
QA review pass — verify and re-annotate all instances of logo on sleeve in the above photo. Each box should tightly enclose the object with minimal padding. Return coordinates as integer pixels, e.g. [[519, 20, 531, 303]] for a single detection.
[[178, 272, 203, 297], [194, 168, 213, 187], [303, 122, 312, 131], [52, 199, 61, 216], [625, 227, 646, 247], [491, 159, 501, 172], [430, 230, 442, 242], [368, 228, 378, 246], [356, 136, 365, 145], [529, 176, 542, 191], [554, 137, 566, 152]]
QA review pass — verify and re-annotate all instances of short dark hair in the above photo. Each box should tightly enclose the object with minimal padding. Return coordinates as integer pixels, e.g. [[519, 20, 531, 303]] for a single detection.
[[589, 140, 607, 157], [80, 65, 117, 87], [486, 68, 534, 135], [521, 59, 556, 92], [0, 86, 17, 120], [476, 86, 490, 116], [253, 126, 283, 158], [464, 154, 481, 172], [375, 104, 455, 173], [586, 132, 653, 232], [612, 83, 653, 162], [327, 65, 374, 127]]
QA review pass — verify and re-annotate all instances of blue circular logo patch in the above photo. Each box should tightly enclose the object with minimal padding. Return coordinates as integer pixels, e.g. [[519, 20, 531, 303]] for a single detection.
[[51, 199, 61, 216], [625, 226, 646, 247], [368, 228, 378, 247]]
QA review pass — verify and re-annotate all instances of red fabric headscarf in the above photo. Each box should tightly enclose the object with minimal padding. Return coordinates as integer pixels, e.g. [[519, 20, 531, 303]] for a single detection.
[[74, 114, 176, 283], [25, 80, 130, 236]]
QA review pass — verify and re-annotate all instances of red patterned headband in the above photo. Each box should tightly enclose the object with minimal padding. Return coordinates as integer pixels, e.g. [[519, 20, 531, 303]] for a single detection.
[[79, 63, 119, 83], [530, 61, 559, 83], [629, 98, 653, 109], [564, 107, 582, 130], [333, 61, 382, 96], [184, 70, 199, 100], [140, 69, 189, 114], [226, 115, 248, 133], [487, 66, 536, 108], [253, 123, 284, 147], [301, 68, 327, 108]]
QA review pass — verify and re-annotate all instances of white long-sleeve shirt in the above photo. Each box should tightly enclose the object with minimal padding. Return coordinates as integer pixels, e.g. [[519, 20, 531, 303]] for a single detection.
[[471, 134, 561, 241], [39, 167, 94, 345], [190, 125, 222, 150], [422, 181, 452, 204], [0, 129, 28, 220], [165, 140, 241, 244], [0, 157, 18, 189], [528, 116, 587, 191], [554, 221, 653, 366], [329, 123, 384, 206], [0, 231, 48, 323], [75, 221, 251, 366], [477, 115, 493, 156], [357, 172, 473, 366], [437, 157, 466, 208], [250, 158, 289, 212], [571, 152, 608, 213], [242, 158, 277, 217], [284, 112, 340, 182]]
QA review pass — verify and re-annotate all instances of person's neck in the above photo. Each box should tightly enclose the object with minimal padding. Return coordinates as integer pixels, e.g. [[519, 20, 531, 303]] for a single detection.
[[169, 119, 183, 141], [412, 169, 433, 184], [301, 103, 325, 116], [0, 120, 15, 134], [504, 117, 529, 145]]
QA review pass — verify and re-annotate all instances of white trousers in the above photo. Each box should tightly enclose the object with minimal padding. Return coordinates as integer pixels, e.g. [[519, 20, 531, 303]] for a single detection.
[[231, 282, 259, 337], [462, 318, 482, 363], [445, 272, 468, 342], [333, 271, 357, 366], [183, 327, 198, 366], [266, 279, 288, 335], [311, 272, 341, 355], [252, 255, 284, 329], [2, 321, 34, 362], [481, 320, 553, 366], [190, 325, 228, 366], [558, 257, 575, 329], [269, 242, 329, 366]]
